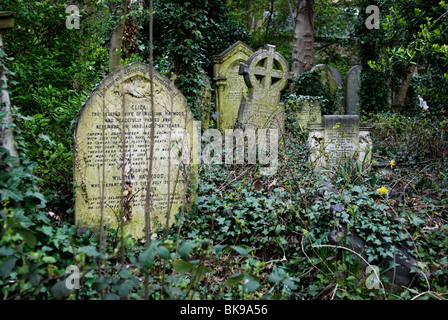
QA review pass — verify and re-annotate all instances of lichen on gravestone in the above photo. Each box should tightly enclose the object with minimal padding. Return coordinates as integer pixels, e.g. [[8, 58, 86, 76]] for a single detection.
[[212, 41, 254, 131]]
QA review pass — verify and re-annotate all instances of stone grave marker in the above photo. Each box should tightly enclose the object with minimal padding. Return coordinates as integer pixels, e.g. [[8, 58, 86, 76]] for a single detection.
[[310, 64, 340, 96], [212, 41, 254, 131], [289, 95, 322, 130], [328, 66, 342, 87], [238, 44, 292, 132], [74, 62, 197, 238], [307, 115, 372, 170], [344, 65, 362, 115]]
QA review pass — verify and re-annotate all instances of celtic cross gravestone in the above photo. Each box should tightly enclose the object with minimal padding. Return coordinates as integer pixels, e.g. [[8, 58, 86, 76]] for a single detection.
[[238, 44, 292, 132]]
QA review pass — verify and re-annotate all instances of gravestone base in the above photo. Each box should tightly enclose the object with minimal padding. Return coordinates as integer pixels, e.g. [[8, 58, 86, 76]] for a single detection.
[[307, 115, 372, 173]]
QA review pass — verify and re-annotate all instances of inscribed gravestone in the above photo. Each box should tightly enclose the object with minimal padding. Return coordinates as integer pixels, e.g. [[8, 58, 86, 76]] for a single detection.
[[328, 66, 342, 88], [212, 41, 254, 131], [310, 64, 339, 96], [307, 115, 372, 170], [74, 62, 196, 239], [238, 44, 292, 132], [344, 65, 362, 115]]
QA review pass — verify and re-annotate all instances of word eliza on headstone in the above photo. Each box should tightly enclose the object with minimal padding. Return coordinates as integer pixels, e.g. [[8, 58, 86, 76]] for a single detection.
[[74, 63, 197, 238]]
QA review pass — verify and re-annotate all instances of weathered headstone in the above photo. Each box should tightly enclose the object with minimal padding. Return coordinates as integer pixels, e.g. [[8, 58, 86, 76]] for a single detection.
[[238, 44, 292, 132], [74, 62, 197, 238], [344, 65, 362, 115], [328, 66, 342, 88], [310, 64, 339, 96], [287, 95, 322, 130], [307, 115, 372, 170], [212, 41, 254, 131]]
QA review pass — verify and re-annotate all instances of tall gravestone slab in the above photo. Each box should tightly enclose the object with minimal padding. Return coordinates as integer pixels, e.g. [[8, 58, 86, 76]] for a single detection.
[[238, 44, 292, 132], [212, 41, 254, 131], [74, 63, 197, 238], [307, 115, 372, 171], [197, 68, 213, 129], [311, 64, 342, 114], [344, 65, 362, 115]]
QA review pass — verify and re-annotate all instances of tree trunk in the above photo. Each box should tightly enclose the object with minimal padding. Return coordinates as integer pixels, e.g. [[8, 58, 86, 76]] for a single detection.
[[291, 0, 315, 78], [109, 0, 127, 73], [391, 65, 417, 110]]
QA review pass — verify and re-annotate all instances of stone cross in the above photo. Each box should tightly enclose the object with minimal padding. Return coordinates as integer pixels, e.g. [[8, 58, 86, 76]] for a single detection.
[[289, 95, 322, 130], [238, 44, 292, 132]]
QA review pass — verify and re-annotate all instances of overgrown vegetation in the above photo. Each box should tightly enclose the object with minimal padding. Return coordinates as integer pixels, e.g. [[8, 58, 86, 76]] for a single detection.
[[1, 0, 447, 300]]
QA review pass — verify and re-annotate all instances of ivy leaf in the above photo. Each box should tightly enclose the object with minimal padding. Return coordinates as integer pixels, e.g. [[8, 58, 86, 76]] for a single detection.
[[51, 280, 73, 300], [178, 240, 196, 258], [0, 257, 18, 280], [242, 274, 260, 293], [227, 272, 244, 286], [118, 268, 132, 279], [13, 209, 34, 228], [117, 281, 132, 298], [156, 245, 170, 259], [0, 188, 24, 202], [92, 276, 109, 291], [42, 256, 57, 264], [173, 260, 194, 274], [78, 246, 101, 258], [0, 246, 14, 257]]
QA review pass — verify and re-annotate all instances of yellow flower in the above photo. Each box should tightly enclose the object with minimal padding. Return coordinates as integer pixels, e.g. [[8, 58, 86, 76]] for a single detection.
[[377, 187, 388, 195], [390, 160, 395, 168]]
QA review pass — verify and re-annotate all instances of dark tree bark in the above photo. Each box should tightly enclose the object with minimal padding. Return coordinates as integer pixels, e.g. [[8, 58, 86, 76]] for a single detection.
[[291, 0, 315, 77], [109, 0, 127, 73]]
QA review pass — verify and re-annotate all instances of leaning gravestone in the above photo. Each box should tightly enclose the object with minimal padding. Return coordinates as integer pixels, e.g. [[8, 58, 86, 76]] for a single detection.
[[328, 66, 342, 88], [307, 115, 372, 171], [238, 44, 292, 132], [212, 41, 254, 131], [74, 62, 197, 239], [344, 65, 362, 115]]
